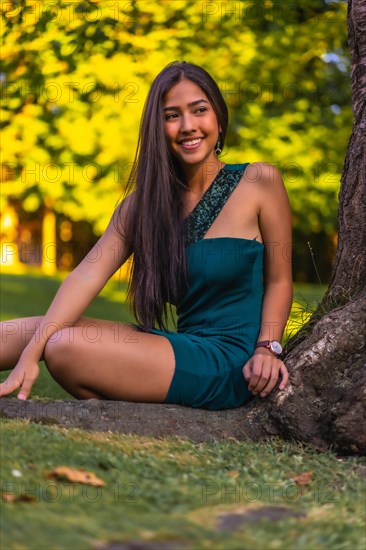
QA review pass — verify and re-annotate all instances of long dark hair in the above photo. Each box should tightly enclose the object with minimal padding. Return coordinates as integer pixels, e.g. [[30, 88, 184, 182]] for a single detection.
[[119, 61, 229, 331]]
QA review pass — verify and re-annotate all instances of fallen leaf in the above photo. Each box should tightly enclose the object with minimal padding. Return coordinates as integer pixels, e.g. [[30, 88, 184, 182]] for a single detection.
[[290, 471, 314, 485], [46, 467, 105, 486], [2, 492, 36, 503]]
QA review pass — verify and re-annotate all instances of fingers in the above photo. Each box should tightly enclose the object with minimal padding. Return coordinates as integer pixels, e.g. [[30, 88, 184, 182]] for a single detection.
[[0, 363, 39, 400], [278, 363, 289, 390], [248, 362, 271, 394], [243, 354, 289, 398], [17, 373, 37, 400], [242, 362, 252, 383], [17, 363, 39, 400], [0, 373, 22, 398], [258, 364, 280, 397]]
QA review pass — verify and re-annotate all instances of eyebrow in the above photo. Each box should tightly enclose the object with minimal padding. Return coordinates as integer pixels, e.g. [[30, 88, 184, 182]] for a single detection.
[[163, 99, 209, 112]]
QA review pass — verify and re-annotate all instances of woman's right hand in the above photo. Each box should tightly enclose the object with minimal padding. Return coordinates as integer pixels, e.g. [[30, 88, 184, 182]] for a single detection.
[[0, 356, 40, 400]]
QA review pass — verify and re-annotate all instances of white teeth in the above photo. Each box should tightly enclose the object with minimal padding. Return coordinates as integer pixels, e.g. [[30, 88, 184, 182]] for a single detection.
[[181, 138, 202, 146]]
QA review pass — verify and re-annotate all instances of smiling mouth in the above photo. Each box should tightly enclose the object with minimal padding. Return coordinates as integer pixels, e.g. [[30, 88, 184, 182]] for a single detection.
[[179, 138, 203, 149]]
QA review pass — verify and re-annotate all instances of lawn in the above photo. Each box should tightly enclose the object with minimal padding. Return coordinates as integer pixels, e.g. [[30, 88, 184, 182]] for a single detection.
[[1, 272, 365, 550]]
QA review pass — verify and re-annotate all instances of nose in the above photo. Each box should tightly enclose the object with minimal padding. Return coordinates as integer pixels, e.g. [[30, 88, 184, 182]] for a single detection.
[[180, 112, 196, 134]]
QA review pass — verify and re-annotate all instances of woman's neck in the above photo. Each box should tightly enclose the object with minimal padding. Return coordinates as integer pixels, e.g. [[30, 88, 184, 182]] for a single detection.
[[184, 160, 225, 195]]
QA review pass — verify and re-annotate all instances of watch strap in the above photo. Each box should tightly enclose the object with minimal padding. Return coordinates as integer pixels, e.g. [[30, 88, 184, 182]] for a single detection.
[[255, 340, 282, 357]]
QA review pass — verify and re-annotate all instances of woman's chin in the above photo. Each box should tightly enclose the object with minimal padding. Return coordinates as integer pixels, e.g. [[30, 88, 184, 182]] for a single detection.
[[174, 151, 217, 168]]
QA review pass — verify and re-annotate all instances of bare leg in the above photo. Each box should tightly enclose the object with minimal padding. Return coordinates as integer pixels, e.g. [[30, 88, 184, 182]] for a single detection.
[[43, 319, 176, 402], [1, 316, 176, 403], [0, 316, 144, 369]]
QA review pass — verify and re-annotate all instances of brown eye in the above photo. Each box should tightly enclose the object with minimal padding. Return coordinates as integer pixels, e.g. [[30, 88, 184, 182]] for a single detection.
[[165, 113, 178, 120]]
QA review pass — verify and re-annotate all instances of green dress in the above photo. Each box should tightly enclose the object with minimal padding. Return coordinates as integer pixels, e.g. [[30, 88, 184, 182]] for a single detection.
[[146, 163, 264, 410]]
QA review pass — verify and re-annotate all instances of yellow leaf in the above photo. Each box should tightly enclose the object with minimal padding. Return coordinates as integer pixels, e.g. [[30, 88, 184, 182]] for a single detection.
[[289, 471, 314, 485], [46, 466, 105, 486]]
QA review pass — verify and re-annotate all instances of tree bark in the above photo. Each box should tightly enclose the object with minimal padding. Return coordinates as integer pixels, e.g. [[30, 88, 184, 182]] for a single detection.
[[266, 0, 366, 454]]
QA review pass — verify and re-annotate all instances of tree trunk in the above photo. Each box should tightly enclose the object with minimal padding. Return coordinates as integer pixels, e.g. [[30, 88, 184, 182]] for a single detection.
[[257, 0, 366, 455]]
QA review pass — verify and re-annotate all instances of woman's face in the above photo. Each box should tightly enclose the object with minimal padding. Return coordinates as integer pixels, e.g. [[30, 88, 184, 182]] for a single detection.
[[163, 78, 221, 170]]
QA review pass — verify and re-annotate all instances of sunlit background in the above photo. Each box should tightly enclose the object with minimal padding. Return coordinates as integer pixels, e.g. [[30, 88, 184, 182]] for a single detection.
[[1, 1, 352, 334]]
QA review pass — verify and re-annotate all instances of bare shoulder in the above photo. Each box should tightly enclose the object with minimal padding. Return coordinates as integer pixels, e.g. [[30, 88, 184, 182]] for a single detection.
[[244, 162, 289, 208], [244, 162, 284, 187]]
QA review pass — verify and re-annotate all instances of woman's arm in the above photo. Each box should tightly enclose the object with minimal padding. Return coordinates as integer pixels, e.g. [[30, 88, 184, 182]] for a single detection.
[[256, 162, 293, 344], [0, 195, 134, 399], [243, 163, 293, 397]]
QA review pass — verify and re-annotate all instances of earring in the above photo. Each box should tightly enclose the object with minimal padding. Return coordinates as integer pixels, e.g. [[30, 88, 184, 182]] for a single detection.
[[215, 133, 222, 156]]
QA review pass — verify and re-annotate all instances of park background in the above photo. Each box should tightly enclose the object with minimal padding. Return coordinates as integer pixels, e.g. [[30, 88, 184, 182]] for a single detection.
[[1, 0, 351, 284], [1, 3, 365, 550]]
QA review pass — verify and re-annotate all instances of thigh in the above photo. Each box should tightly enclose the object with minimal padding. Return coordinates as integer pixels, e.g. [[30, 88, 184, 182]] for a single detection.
[[0, 316, 145, 364], [1, 315, 145, 356], [44, 318, 176, 403]]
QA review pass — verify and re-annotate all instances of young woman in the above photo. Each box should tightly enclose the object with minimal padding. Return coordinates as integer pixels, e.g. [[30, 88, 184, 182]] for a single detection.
[[0, 61, 293, 410]]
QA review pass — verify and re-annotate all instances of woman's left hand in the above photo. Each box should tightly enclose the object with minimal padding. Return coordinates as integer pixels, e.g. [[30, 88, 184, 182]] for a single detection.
[[242, 348, 289, 398]]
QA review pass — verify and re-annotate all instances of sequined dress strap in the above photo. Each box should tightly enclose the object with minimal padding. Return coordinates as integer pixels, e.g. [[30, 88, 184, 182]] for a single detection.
[[184, 163, 250, 247]]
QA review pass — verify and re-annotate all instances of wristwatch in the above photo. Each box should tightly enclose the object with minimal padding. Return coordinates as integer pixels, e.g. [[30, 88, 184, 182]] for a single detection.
[[255, 340, 283, 357]]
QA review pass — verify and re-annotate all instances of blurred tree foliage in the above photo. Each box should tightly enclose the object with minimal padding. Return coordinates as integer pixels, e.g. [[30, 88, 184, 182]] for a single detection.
[[0, 1, 351, 277]]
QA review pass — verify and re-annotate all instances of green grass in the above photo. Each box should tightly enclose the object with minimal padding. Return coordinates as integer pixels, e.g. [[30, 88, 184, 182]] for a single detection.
[[1, 420, 365, 550], [1, 273, 364, 549], [0, 270, 134, 322]]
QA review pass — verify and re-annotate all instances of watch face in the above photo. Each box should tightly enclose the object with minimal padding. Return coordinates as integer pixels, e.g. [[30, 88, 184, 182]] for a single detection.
[[271, 341, 283, 354]]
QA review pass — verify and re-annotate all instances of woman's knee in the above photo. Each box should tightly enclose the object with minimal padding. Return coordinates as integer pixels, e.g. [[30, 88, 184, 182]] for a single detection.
[[43, 329, 74, 376]]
